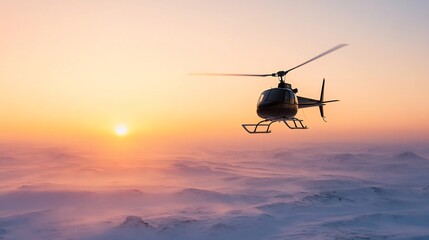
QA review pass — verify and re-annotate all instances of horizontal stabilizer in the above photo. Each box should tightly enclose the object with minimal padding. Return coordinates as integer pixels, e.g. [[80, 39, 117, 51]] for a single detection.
[[297, 79, 339, 121]]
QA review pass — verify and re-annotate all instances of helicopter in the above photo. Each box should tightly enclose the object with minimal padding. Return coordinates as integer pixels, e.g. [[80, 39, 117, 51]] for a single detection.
[[192, 44, 347, 134]]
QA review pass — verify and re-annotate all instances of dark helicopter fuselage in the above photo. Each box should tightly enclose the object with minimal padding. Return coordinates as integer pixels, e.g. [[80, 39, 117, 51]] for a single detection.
[[191, 43, 347, 132], [257, 87, 298, 120]]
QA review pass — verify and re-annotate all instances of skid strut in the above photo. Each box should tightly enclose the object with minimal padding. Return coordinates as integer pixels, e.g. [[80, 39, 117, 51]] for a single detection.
[[242, 117, 308, 134], [283, 118, 308, 129]]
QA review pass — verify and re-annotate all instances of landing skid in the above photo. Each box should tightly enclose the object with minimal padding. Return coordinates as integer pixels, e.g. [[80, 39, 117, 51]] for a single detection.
[[242, 117, 308, 134]]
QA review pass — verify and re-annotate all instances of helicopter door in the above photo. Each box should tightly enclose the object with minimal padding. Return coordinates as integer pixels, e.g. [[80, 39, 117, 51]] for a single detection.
[[283, 90, 290, 103], [283, 91, 295, 104]]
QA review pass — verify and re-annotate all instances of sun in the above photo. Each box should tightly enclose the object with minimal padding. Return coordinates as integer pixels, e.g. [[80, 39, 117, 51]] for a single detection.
[[115, 124, 128, 136]]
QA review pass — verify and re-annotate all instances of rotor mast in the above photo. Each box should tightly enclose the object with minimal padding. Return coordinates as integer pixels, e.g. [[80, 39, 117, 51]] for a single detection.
[[274, 71, 289, 88]]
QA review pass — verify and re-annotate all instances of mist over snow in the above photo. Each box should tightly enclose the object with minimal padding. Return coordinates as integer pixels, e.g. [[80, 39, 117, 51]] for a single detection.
[[1, 144, 429, 239]]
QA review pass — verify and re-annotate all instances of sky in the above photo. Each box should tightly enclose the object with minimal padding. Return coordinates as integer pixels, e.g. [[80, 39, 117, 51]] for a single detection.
[[1, 0, 429, 154]]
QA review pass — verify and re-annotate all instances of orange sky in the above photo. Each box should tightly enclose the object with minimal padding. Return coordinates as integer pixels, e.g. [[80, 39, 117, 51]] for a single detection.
[[1, 1, 429, 154]]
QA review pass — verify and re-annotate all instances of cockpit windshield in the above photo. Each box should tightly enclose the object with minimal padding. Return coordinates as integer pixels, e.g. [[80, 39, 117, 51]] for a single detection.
[[258, 89, 295, 104], [267, 89, 284, 102]]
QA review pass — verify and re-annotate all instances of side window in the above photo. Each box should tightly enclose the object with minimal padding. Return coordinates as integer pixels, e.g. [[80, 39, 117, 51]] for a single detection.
[[257, 93, 264, 104], [258, 91, 271, 103]]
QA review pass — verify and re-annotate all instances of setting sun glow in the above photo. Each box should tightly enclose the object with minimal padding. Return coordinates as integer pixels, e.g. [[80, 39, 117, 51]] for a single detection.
[[115, 124, 128, 137]]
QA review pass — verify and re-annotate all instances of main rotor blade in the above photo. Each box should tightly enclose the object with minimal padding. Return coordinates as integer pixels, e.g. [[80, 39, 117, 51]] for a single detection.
[[285, 44, 348, 73], [190, 44, 348, 78], [189, 73, 272, 77]]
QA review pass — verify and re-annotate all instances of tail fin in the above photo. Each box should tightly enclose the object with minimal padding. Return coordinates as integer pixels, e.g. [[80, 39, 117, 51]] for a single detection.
[[318, 78, 340, 122], [319, 78, 326, 121]]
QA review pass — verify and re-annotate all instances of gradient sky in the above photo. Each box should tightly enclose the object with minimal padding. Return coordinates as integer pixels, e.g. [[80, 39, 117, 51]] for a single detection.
[[1, 0, 429, 154]]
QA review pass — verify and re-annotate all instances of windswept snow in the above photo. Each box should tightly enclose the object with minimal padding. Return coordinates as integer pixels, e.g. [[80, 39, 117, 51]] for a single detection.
[[1, 144, 429, 239]]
